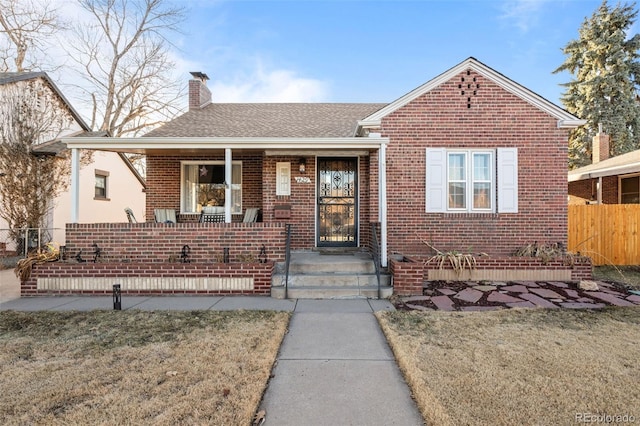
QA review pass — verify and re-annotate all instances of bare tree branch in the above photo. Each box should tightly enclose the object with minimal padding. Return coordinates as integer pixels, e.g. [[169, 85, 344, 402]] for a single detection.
[[0, 0, 66, 72], [68, 0, 185, 139]]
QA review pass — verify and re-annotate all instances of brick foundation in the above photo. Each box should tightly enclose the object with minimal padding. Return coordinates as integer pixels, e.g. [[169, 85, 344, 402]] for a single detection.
[[23, 262, 274, 296]]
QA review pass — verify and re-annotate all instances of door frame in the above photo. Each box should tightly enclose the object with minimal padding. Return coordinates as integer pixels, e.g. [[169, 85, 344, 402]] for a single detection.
[[316, 156, 359, 247]]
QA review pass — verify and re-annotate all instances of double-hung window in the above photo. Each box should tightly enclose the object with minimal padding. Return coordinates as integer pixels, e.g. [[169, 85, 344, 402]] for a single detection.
[[181, 161, 242, 214], [446, 151, 493, 211], [426, 148, 517, 213], [94, 170, 109, 200]]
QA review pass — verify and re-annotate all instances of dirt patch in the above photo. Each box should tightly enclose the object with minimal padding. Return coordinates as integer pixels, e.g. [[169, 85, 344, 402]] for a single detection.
[[377, 308, 640, 425], [593, 265, 640, 290], [0, 310, 290, 425]]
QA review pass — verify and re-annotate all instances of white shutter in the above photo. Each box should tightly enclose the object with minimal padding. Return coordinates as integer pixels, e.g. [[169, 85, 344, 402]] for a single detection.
[[276, 162, 291, 196], [497, 148, 518, 213], [425, 148, 447, 212]]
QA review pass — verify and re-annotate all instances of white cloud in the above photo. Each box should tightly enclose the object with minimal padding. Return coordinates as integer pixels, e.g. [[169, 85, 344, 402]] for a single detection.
[[499, 0, 551, 32], [208, 66, 329, 103]]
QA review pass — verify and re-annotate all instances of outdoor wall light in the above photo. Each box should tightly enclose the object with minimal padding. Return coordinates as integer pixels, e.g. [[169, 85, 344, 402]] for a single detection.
[[299, 158, 306, 173]]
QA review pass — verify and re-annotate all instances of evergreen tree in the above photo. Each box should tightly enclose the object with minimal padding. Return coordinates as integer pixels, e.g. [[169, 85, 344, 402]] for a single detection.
[[555, 0, 640, 169]]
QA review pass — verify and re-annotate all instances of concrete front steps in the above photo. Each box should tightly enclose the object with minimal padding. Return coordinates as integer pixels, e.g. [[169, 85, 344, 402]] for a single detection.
[[271, 251, 392, 299]]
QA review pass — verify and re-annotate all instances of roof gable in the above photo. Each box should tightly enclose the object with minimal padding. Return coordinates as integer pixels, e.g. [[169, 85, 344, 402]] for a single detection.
[[0, 71, 90, 132], [359, 57, 584, 129]]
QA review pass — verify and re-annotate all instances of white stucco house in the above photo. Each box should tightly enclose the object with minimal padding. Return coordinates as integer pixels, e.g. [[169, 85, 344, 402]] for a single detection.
[[0, 72, 145, 252]]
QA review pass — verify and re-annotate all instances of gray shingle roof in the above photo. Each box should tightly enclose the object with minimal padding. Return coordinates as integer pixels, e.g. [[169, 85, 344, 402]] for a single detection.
[[144, 103, 387, 138]]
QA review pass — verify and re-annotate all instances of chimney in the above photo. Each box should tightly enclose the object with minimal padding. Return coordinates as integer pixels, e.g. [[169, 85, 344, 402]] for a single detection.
[[189, 71, 211, 110], [592, 125, 610, 164]]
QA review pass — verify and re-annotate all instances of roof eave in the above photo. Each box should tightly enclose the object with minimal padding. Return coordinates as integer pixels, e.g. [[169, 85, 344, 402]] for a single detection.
[[62, 136, 390, 153]]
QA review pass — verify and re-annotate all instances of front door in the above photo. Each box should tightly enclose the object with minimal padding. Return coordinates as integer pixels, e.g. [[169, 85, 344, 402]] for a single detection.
[[317, 157, 358, 247]]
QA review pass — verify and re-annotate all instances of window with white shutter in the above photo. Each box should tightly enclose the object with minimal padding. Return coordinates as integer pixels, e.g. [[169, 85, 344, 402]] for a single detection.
[[426, 148, 517, 213]]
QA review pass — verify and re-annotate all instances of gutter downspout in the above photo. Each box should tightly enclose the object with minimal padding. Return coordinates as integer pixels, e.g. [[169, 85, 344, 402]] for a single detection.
[[379, 143, 388, 267], [70, 148, 80, 223], [225, 148, 232, 223]]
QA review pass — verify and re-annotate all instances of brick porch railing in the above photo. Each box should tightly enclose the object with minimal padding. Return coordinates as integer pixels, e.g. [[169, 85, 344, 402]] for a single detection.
[[22, 222, 286, 296]]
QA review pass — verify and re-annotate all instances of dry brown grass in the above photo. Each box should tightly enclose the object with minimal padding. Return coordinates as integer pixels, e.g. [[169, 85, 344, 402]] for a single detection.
[[377, 308, 640, 426], [0, 310, 290, 425]]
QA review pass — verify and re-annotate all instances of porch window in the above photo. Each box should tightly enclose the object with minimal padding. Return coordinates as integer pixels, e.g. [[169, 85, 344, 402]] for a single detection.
[[620, 174, 640, 203], [426, 148, 517, 213], [181, 161, 242, 214]]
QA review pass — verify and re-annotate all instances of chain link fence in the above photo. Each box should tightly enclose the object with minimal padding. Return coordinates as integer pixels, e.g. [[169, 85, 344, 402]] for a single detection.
[[0, 228, 61, 268]]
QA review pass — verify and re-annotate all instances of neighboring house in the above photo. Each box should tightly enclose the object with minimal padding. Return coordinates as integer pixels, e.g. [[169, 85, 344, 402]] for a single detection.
[[33, 57, 587, 298], [0, 72, 145, 249], [568, 131, 640, 204]]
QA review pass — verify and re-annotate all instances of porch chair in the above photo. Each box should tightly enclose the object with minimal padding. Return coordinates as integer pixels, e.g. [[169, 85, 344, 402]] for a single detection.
[[124, 207, 137, 223], [243, 208, 259, 223], [199, 211, 225, 223], [154, 209, 177, 224]]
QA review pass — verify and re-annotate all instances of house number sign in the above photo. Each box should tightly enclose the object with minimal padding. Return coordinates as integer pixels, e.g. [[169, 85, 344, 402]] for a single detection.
[[295, 176, 311, 183]]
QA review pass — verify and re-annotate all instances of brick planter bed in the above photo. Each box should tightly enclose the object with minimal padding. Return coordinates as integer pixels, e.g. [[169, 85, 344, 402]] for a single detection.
[[390, 255, 592, 296]]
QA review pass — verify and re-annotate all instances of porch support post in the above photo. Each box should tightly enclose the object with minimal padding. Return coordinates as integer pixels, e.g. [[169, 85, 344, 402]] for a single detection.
[[70, 148, 80, 223], [225, 148, 232, 223], [379, 143, 388, 267], [597, 176, 603, 204]]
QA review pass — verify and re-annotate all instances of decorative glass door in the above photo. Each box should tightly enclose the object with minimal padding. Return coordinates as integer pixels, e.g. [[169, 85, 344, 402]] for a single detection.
[[317, 157, 357, 247]]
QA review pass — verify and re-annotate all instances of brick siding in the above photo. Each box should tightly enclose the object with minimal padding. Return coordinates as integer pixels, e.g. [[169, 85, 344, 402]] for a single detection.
[[380, 70, 570, 257], [568, 176, 619, 204]]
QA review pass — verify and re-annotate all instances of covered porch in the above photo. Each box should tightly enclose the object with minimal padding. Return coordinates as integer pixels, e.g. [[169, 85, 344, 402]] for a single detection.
[[17, 135, 396, 298], [63, 136, 391, 266]]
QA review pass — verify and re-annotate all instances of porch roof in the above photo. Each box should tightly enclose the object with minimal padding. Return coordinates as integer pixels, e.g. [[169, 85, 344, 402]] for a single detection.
[[568, 149, 640, 181], [62, 136, 390, 156]]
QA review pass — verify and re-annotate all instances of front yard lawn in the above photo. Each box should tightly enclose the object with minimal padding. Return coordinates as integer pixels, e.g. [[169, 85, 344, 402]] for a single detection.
[[0, 310, 289, 425], [377, 307, 640, 426]]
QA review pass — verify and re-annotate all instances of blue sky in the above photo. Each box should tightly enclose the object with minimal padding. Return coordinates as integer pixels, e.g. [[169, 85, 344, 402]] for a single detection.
[[170, 0, 609, 107]]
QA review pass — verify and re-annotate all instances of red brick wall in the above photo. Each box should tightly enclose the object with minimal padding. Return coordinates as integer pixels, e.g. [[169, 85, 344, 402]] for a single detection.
[[380, 70, 570, 257], [23, 262, 274, 296], [568, 176, 619, 204], [262, 156, 316, 249], [63, 222, 287, 263], [391, 255, 592, 296]]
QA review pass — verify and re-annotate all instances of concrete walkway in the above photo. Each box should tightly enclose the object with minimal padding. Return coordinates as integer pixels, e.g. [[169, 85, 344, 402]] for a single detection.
[[259, 300, 423, 425], [0, 272, 423, 425]]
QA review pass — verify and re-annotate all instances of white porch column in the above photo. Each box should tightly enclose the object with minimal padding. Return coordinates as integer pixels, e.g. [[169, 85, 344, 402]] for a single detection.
[[70, 148, 80, 223], [379, 143, 388, 267], [225, 148, 232, 223]]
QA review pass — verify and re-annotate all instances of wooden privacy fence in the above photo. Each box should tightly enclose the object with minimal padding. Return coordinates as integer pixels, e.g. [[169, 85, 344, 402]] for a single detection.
[[568, 204, 640, 266]]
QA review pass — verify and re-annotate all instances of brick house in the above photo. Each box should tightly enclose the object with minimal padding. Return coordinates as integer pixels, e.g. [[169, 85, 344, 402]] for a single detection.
[[24, 57, 588, 297], [568, 131, 640, 204]]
